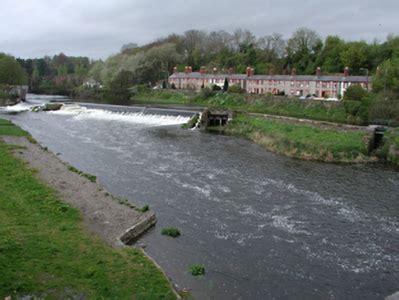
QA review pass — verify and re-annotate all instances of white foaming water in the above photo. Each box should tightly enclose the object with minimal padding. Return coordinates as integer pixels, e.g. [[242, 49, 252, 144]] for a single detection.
[[2, 102, 36, 112], [51, 105, 191, 126]]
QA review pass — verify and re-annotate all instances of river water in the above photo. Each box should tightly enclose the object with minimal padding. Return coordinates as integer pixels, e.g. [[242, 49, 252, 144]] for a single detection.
[[2, 95, 399, 299]]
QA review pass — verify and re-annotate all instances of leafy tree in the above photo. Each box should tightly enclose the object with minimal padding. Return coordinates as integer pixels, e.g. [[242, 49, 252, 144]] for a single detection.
[[372, 58, 399, 95], [343, 84, 368, 101], [107, 70, 134, 104], [0, 54, 26, 86], [341, 41, 371, 74]]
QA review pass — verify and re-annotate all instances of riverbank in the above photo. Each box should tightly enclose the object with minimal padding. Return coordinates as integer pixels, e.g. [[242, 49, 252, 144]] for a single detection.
[[0, 119, 176, 299], [215, 113, 373, 163]]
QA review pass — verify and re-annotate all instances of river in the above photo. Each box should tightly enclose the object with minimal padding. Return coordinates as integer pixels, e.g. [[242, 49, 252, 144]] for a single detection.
[[2, 95, 399, 299]]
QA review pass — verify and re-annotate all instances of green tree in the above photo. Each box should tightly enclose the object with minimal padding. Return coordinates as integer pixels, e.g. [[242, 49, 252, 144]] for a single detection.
[[0, 54, 27, 86], [343, 84, 368, 101], [223, 78, 229, 92], [372, 58, 399, 95], [341, 41, 371, 74]]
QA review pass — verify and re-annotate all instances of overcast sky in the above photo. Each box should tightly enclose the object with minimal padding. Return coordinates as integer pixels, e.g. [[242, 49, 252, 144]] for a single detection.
[[1, 0, 398, 59]]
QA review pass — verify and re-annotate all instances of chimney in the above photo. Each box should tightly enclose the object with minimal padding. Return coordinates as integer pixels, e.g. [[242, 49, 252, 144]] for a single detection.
[[250, 68, 255, 77], [291, 68, 297, 76], [246, 67, 251, 77], [200, 66, 206, 75], [316, 67, 321, 77], [344, 67, 349, 77], [173, 67, 178, 74]]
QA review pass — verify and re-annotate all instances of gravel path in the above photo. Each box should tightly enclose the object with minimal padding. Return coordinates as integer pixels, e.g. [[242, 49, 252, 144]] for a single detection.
[[2, 136, 156, 247]]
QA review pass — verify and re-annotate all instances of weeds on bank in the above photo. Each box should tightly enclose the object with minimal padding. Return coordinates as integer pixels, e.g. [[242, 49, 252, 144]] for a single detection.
[[67, 165, 97, 183], [161, 228, 181, 238], [189, 264, 206, 276]]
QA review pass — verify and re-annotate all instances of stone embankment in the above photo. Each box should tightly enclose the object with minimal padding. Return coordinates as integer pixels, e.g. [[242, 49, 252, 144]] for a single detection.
[[2, 136, 156, 247]]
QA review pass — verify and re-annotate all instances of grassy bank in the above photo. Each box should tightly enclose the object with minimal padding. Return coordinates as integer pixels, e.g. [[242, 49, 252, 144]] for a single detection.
[[223, 114, 371, 162], [0, 119, 175, 299], [131, 90, 366, 125], [380, 128, 399, 165]]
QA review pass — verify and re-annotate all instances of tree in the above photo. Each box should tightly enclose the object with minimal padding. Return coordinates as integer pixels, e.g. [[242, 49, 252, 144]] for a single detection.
[[341, 41, 371, 74], [316, 36, 345, 73], [286, 28, 323, 73], [223, 78, 229, 92], [108, 70, 134, 104], [372, 58, 399, 95], [0, 54, 27, 86], [343, 85, 368, 101]]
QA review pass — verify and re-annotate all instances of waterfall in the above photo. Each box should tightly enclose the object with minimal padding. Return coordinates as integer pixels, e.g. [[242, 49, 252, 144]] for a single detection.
[[50, 105, 191, 126]]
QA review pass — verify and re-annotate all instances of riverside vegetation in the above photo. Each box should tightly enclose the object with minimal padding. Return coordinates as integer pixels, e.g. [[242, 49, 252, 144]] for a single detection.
[[0, 118, 176, 299], [131, 89, 399, 164]]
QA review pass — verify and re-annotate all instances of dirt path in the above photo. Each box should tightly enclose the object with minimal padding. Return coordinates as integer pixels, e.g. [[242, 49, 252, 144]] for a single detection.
[[1, 136, 156, 247]]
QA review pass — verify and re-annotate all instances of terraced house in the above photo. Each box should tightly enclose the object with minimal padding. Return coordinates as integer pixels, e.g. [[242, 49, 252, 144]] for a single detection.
[[169, 66, 370, 99]]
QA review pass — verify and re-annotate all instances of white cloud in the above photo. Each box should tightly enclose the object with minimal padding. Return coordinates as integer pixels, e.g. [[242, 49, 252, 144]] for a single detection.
[[0, 0, 398, 59]]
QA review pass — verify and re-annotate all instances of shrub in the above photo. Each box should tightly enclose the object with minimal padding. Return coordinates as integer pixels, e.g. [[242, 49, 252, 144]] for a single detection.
[[138, 205, 150, 212], [228, 84, 243, 94], [189, 264, 205, 276], [161, 227, 181, 238], [212, 85, 222, 91], [344, 84, 368, 101], [200, 87, 214, 99]]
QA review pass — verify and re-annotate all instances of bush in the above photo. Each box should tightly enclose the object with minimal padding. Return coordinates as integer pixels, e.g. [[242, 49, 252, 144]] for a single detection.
[[189, 264, 205, 276], [369, 92, 399, 126], [344, 84, 369, 101], [228, 84, 243, 94], [138, 204, 150, 212], [212, 85, 222, 91], [200, 87, 214, 99], [161, 227, 181, 238]]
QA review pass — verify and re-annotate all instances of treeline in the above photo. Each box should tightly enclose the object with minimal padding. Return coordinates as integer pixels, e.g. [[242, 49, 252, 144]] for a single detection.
[[17, 53, 91, 95], [90, 27, 399, 88]]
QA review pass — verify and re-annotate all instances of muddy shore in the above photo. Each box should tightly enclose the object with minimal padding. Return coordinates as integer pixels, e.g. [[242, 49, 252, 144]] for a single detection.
[[2, 136, 156, 247]]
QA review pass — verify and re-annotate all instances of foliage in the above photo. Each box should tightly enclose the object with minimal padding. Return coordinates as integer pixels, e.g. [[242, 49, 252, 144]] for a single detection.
[[372, 58, 399, 95], [0, 120, 175, 299], [200, 87, 214, 99], [189, 264, 206, 276], [138, 205, 150, 213], [161, 228, 181, 238], [0, 54, 27, 86], [368, 92, 399, 126], [67, 165, 97, 183], [343, 85, 369, 101], [226, 114, 370, 162], [17, 53, 91, 95], [223, 78, 229, 91], [228, 84, 243, 93]]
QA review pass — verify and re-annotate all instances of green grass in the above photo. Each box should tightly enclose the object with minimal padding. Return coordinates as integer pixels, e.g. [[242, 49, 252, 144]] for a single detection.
[[0, 119, 29, 137], [0, 119, 176, 299], [225, 114, 370, 162], [131, 90, 364, 125], [161, 228, 181, 238], [67, 165, 97, 183]]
